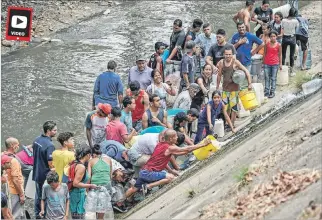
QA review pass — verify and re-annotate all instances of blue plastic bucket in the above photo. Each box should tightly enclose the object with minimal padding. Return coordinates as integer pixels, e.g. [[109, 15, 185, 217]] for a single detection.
[[167, 108, 187, 117], [140, 126, 166, 135]]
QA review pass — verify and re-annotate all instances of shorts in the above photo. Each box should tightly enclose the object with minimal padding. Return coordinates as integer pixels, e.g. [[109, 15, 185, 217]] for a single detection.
[[222, 91, 239, 112], [134, 170, 167, 189], [296, 35, 308, 51]]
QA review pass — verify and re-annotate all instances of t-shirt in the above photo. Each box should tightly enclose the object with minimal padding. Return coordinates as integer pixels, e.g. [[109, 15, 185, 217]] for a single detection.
[[52, 150, 75, 182], [100, 140, 127, 162], [169, 30, 186, 60], [173, 90, 192, 110], [254, 7, 273, 24], [207, 43, 237, 66], [93, 71, 124, 107], [270, 20, 282, 35], [180, 54, 195, 88], [42, 184, 69, 220], [120, 110, 133, 133], [106, 120, 128, 144], [32, 135, 55, 183], [6, 158, 24, 195], [146, 83, 170, 109], [231, 32, 263, 66], [85, 111, 108, 146], [295, 16, 309, 38], [128, 66, 153, 90], [282, 18, 299, 36]]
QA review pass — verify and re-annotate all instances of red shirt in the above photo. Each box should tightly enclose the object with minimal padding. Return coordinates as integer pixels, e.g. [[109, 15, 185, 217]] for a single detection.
[[106, 120, 128, 144], [127, 89, 145, 122], [142, 142, 172, 171], [264, 42, 280, 65]]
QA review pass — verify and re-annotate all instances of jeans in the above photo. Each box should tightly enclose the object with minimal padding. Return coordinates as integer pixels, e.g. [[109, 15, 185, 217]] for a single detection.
[[282, 35, 296, 67], [34, 181, 45, 218], [264, 64, 279, 96], [194, 122, 213, 144]]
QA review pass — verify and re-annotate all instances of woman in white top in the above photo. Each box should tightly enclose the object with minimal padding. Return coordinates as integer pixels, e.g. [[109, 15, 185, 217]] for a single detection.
[[281, 7, 299, 75], [146, 69, 176, 109]]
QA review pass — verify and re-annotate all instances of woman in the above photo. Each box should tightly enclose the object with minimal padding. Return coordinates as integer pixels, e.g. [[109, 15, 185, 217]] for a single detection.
[[88, 145, 113, 220], [281, 7, 299, 76], [194, 91, 236, 144], [69, 144, 96, 219], [191, 64, 212, 111], [257, 23, 271, 56], [263, 30, 282, 98], [146, 69, 176, 109]]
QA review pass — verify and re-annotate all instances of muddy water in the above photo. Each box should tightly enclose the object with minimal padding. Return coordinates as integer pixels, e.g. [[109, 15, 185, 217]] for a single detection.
[[1, 0, 302, 146]]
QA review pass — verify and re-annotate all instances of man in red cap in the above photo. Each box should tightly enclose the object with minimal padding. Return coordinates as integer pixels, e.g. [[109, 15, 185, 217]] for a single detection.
[[85, 103, 112, 148]]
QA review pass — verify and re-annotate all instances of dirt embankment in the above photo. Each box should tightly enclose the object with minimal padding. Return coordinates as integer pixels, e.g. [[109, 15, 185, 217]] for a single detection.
[[1, 0, 115, 54]]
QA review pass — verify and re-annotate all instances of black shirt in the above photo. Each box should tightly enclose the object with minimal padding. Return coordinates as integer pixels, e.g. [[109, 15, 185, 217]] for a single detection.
[[254, 7, 273, 24]]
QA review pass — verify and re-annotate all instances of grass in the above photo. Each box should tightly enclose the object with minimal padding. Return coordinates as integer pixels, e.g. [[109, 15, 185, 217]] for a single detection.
[[293, 71, 312, 89], [233, 167, 250, 188], [187, 189, 196, 199]]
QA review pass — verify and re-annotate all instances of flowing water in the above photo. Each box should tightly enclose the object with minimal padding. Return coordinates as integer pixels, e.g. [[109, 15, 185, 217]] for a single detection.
[[1, 0, 308, 147]]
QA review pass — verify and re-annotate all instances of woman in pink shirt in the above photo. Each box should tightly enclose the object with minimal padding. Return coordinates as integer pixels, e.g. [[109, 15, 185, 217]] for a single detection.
[[106, 107, 137, 145], [263, 30, 282, 98]]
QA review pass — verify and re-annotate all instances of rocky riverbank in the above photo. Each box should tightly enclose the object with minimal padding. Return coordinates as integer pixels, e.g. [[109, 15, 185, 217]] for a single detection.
[[1, 0, 116, 54]]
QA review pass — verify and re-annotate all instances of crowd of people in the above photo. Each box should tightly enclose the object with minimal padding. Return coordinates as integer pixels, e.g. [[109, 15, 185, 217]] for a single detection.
[[1, 0, 310, 219]]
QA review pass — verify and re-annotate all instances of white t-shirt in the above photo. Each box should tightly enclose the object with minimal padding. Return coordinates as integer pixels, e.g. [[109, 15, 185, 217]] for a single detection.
[[282, 18, 299, 36]]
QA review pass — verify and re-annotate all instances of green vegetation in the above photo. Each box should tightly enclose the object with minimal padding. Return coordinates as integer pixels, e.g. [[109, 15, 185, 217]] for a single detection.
[[293, 71, 312, 89]]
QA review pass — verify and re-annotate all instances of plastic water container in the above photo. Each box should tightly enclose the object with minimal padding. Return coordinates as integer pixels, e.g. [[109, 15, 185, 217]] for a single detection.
[[232, 70, 246, 85], [251, 54, 263, 76], [167, 108, 187, 117], [277, 65, 289, 85], [252, 83, 265, 106], [25, 170, 36, 199], [302, 79, 322, 95], [213, 119, 225, 138], [193, 135, 220, 160], [238, 98, 250, 118], [140, 126, 166, 135]]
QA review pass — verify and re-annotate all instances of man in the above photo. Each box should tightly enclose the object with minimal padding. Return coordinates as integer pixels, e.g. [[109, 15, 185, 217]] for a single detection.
[[251, 0, 273, 37], [173, 83, 200, 110], [185, 18, 203, 45], [15, 145, 33, 190], [125, 81, 149, 132], [194, 23, 217, 67], [148, 42, 167, 80], [2, 139, 25, 219], [166, 19, 186, 63], [128, 57, 153, 90], [231, 22, 264, 74], [93, 60, 124, 109], [296, 14, 310, 70], [85, 103, 112, 148], [127, 129, 211, 197], [180, 40, 197, 91], [32, 121, 57, 219], [52, 132, 75, 182], [1, 156, 14, 220], [142, 94, 169, 129], [206, 29, 237, 71], [233, 0, 255, 32], [120, 96, 136, 133], [217, 47, 252, 127], [106, 107, 137, 145]]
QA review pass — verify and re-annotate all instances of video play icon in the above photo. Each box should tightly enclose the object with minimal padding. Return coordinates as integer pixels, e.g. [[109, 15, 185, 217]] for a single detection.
[[11, 15, 28, 29]]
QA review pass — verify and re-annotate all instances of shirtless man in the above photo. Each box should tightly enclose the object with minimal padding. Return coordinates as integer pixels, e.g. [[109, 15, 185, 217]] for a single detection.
[[233, 0, 255, 32]]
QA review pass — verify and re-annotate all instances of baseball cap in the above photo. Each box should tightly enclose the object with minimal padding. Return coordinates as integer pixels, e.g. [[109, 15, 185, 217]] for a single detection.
[[1, 155, 12, 166], [186, 40, 196, 52], [97, 103, 112, 115], [136, 57, 146, 62]]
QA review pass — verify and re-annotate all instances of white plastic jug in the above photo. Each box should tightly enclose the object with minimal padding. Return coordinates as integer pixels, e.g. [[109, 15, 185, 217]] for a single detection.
[[25, 170, 36, 199], [252, 83, 265, 106], [214, 119, 225, 138], [277, 65, 289, 85], [238, 98, 250, 118]]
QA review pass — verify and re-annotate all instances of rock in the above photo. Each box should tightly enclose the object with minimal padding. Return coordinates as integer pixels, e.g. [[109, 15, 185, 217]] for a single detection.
[[2, 40, 14, 47], [84, 6, 90, 10], [41, 37, 50, 42], [103, 9, 111, 15], [49, 27, 54, 31], [32, 37, 42, 43], [301, 136, 309, 141], [50, 39, 62, 42]]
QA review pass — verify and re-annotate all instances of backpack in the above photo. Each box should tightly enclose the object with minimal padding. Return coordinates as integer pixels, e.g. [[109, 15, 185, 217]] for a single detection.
[[296, 17, 309, 36], [67, 161, 81, 191]]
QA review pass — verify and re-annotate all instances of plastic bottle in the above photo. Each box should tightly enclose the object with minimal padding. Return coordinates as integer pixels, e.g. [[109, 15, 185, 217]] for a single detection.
[[302, 79, 322, 95]]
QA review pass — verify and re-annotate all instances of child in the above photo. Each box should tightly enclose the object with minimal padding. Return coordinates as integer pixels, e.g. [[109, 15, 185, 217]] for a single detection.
[[258, 23, 271, 55], [40, 171, 69, 220], [270, 11, 283, 43], [263, 30, 282, 98], [194, 91, 236, 144]]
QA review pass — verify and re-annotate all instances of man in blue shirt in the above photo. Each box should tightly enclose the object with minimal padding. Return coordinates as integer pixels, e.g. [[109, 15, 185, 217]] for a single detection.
[[93, 60, 124, 109], [231, 21, 264, 74], [32, 121, 57, 219]]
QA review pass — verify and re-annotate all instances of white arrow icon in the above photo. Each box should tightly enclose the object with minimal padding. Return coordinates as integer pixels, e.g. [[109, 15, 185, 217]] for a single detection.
[[12, 15, 27, 29]]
